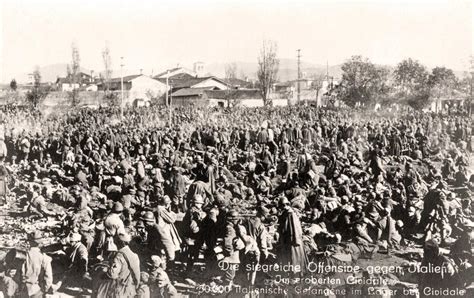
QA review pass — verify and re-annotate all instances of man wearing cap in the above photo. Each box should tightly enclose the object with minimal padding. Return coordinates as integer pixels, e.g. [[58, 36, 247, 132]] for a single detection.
[[19, 231, 53, 298], [61, 232, 90, 292], [147, 255, 178, 297], [169, 166, 186, 212], [221, 210, 243, 286], [95, 232, 140, 298], [0, 155, 8, 206], [182, 194, 207, 272], [121, 187, 140, 211], [277, 196, 307, 277], [154, 196, 181, 269], [102, 202, 125, 256], [141, 212, 169, 269]]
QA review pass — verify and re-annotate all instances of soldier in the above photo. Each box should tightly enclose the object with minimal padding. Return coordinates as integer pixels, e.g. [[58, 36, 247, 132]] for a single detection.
[[19, 231, 54, 298], [221, 210, 244, 286], [60, 232, 90, 293], [95, 232, 141, 298], [182, 195, 207, 272]]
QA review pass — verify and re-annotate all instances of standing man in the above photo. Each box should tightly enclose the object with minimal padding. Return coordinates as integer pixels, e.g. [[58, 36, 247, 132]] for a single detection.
[[19, 231, 54, 298], [95, 232, 141, 298], [221, 210, 243, 286], [277, 197, 307, 278], [60, 232, 90, 293]]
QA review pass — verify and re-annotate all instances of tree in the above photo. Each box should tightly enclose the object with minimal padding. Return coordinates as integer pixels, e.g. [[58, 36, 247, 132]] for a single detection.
[[393, 58, 430, 109], [68, 42, 81, 106], [102, 43, 113, 93], [224, 63, 241, 108], [338, 55, 389, 107], [428, 66, 457, 110], [225, 63, 237, 82], [26, 67, 47, 108], [428, 67, 457, 94], [9, 79, 17, 91], [309, 73, 326, 103], [257, 40, 279, 106]]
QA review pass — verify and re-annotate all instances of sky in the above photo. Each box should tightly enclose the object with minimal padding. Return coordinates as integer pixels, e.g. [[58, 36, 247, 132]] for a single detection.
[[0, 0, 472, 83]]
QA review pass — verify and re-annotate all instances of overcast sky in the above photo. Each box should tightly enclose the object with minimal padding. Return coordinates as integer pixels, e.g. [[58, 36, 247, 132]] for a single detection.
[[0, 0, 472, 82]]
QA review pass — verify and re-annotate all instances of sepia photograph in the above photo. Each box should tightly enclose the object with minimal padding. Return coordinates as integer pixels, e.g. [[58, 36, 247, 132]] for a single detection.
[[0, 0, 473, 297]]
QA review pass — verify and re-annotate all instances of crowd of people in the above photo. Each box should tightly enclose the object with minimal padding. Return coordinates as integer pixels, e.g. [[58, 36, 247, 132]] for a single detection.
[[0, 103, 473, 297]]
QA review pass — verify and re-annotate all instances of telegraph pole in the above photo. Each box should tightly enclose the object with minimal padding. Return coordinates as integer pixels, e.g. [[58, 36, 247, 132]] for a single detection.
[[120, 57, 124, 119], [166, 70, 171, 126], [470, 56, 473, 117], [297, 49, 301, 104]]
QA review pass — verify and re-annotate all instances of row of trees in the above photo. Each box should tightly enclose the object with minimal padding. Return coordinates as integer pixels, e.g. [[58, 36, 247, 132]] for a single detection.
[[338, 56, 468, 109], [10, 42, 117, 108], [254, 40, 471, 110]]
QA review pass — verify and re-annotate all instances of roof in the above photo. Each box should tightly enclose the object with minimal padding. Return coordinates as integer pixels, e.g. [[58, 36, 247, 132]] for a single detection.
[[154, 67, 196, 78], [109, 75, 143, 83], [171, 87, 216, 97], [155, 67, 182, 78], [155, 73, 196, 84], [157, 76, 228, 89]]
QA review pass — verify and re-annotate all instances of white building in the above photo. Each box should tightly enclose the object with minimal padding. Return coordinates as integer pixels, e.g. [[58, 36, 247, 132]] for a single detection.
[[100, 74, 170, 105]]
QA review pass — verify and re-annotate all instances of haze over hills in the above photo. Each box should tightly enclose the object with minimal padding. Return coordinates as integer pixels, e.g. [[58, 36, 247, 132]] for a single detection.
[[206, 59, 343, 81], [10, 59, 467, 85], [12, 64, 92, 84]]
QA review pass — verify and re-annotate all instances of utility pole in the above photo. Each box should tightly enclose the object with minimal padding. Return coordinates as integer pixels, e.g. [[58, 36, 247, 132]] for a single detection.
[[166, 70, 171, 125], [470, 70, 473, 117], [326, 60, 329, 81], [297, 49, 301, 104], [470, 56, 473, 117], [120, 57, 124, 119]]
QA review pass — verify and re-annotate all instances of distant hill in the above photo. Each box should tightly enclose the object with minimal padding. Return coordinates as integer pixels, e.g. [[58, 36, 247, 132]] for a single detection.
[[205, 59, 343, 82], [14, 64, 91, 84], [11, 61, 468, 85]]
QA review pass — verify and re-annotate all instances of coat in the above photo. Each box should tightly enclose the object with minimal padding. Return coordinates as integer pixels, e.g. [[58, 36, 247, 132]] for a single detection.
[[277, 207, 307, 274], [95, 246, 140, 298], [20, 247, 53, 296], [67, 242, 88, 276], [223, 223, 240, 264]]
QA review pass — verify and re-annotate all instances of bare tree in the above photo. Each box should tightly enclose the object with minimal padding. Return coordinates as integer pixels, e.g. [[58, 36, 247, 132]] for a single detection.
[[225, 63, 237, 83], [310, 73, 326, 104], [224, 63, 240, 107], [102, 43, 112, 92], [26, 66, 47, 108], [257, 40, 279, 106], [68, 42, 81, 106]]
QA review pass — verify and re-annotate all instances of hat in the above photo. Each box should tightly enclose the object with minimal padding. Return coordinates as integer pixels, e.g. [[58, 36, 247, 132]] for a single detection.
[[194, 194, 204, 205], [227, 210, 239, 219], [141, 211, 155, 222], [148, 255, 164, 268], [278, 196, 290, 207], [112, 202, 124, 212], [68, 232, 82, 242]]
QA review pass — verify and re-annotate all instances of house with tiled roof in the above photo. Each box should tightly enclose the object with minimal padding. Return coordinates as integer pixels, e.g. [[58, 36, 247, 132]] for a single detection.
[[55, 72, 94, 91], [97, 74, 169, 106], [156, 74, 229, 92], [170, 88, 288, 107]]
